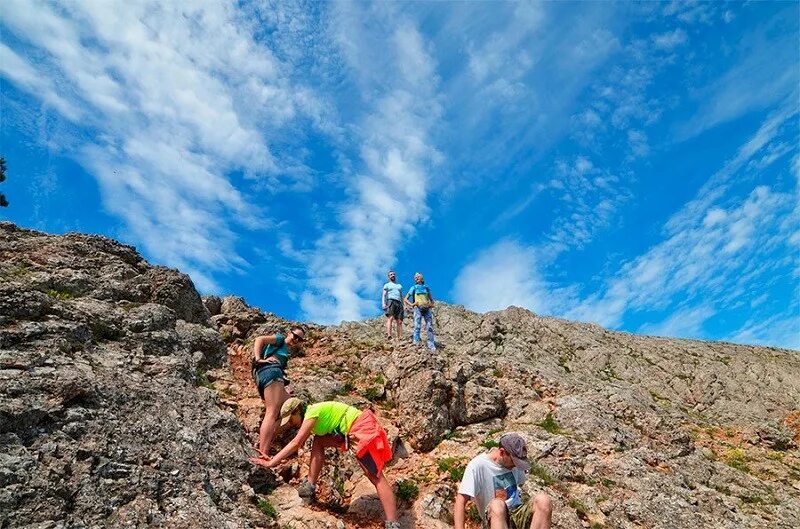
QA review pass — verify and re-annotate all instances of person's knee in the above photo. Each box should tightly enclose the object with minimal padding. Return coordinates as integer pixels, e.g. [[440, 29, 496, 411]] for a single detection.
[[533, 493, 552, 515], [487, 498, 507, 519]]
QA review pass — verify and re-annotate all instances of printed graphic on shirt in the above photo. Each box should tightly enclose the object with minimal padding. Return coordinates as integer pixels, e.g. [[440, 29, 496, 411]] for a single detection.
[[493, 472, 522, 509]]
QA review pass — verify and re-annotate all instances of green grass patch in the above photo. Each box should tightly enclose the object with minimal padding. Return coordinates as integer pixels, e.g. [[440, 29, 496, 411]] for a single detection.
[[568, 498, 589, 519], [600, 478, 616, 488], [529, 461, 555, 485], [257, 498, 277, 519], [557, 356, 571, 372], [538, 412, 562, 434], [466, 503, 482, 523], [196, 369, 215, 390], [46, 288, 73, 301], [479, 437, 500, 449], [90, 321, 122, 343], [723, 448, 750, 473], [362, 386, 384, 401], [395, 479, 419, 502], [436, 457, 466, 482]]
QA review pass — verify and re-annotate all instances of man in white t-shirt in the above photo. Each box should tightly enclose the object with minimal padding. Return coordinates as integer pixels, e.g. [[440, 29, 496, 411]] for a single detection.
[[455, 433, 553, 529]]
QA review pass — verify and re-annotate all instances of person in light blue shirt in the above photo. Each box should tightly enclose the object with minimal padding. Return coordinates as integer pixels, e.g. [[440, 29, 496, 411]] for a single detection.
[[381, 270, 404, 340], [404, 272, 436, 350]]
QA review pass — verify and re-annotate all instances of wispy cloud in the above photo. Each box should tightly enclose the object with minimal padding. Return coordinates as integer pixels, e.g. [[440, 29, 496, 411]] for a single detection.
[[566, 101, 798, 341], [299, 5, 442, 322], [652, 29, 688, 50], [638, 304, 715, 340], [452, 239, 573, 315], [678, 9, 799, 140], [1, 0, 324, 291]]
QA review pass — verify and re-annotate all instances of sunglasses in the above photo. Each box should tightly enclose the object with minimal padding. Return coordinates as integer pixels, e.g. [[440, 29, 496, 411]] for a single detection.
[[291, 331, 305, 343]]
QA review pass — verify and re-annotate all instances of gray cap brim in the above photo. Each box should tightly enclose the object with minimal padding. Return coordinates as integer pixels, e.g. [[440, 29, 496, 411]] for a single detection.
[[511, 454, 530, 471]]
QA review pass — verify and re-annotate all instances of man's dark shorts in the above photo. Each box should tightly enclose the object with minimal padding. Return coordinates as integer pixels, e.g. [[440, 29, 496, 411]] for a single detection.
[[384, 299, 404, 320]]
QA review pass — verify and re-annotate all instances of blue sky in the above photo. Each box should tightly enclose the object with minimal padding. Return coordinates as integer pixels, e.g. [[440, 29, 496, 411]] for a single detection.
[[1, 1, 798, 348]]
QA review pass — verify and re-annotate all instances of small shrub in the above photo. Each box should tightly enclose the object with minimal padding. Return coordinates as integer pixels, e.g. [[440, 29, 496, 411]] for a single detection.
[[46, 288, 73, 301], [196, 370, 214, 390], [363, 386, 384, 401], [466, 503, 481, 523], [257, 498, 277, 519], [395, 479, 419, 501], [568, 498, 589, 518], [437, 457, 466, 482], [557, 356, 571, 372], [442, 430, 463, 441], [766, 451, 784, 461], [90, 321, 122, 343], [529, 461, 555, 485], [723, 448, 750, 473], [538, 412, 562, 434], [479, 437, 500, 449]]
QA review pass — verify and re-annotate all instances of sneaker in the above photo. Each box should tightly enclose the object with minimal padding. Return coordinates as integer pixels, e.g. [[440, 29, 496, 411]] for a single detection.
[[297, 479, 316, 501], [385, 522, 401, 529]]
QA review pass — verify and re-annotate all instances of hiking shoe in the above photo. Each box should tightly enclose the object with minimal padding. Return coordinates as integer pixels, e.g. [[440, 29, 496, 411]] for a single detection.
[[297, 479, 316, 501], [385, 522, 401, 529]]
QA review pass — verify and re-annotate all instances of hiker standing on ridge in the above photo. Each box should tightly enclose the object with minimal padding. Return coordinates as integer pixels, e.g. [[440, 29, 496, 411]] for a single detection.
[[404, 272, 436, 350], [454, 433, 553, 529], [262, 399, 400, 529], [382, 270, 404, 340], [247, 326, 305, 466]]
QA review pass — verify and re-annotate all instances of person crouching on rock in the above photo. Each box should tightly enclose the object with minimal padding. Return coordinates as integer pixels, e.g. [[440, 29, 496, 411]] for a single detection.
[[262, 400, 401, 529], [455, 432, 553, 529], [248, 326, 305, 466]]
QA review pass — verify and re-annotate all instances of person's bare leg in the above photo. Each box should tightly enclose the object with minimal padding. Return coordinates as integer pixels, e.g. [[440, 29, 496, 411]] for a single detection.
[[361, 465, 397, 522], [258, 382, 287, 456], [396, 317, 403, 339], [529, 493, 553, 529], [308, 435, 341, 484], [487, 498, 510, 529], [385, 316, 392, 337]]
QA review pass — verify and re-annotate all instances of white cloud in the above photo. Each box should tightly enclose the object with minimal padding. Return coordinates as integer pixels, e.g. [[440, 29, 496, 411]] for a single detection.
[[639, 304, 716, 340], [730, 313, 800, 350], [1, 0, 324, 291], [678, 11, 799, 140], [299, 8, 442, 323], [652, 29, 688, 50], [453, 240, 569, 314], [566, 105, 798, 333]]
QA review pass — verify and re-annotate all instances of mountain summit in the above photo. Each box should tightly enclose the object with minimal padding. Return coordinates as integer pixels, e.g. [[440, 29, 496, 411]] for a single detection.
[[1, 222, 798, 528]]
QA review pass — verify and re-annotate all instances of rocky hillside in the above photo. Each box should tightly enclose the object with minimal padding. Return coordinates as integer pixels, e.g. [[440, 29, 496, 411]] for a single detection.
[[1, 222, 798, 529]]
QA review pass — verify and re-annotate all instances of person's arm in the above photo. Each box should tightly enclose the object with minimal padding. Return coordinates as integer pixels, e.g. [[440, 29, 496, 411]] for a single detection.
[[428, 287, 435, 306], [382, 287, 388, 309], [404, 287, 414, 307], [253, 335, 279, 364], [265, 418, 316, 467], [453, 493, 470, 529]]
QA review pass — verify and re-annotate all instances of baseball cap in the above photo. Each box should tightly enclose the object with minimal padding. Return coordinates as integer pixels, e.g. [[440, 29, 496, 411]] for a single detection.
[[279, 397, 304, 427], [499, 432, 530, 471]]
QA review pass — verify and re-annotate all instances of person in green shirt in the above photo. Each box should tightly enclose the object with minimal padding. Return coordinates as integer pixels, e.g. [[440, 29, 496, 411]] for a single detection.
[[263, 400, 400, 529]]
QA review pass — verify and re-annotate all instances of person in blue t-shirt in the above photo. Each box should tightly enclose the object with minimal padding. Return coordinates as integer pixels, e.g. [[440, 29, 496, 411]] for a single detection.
[[404, 272, 436, 350], [244, 326, 305, 465], [381, 270, 404, 340]]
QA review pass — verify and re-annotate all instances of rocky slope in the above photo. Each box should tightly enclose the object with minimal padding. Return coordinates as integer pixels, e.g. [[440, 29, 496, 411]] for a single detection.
[[1, 222, 798, 529]]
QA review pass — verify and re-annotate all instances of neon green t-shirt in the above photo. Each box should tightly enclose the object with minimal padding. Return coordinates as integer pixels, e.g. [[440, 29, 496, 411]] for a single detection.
[[304, 401, 362, 436]]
